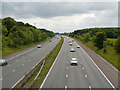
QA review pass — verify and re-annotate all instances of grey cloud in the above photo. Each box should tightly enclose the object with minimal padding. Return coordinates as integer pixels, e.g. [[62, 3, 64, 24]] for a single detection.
[[2, 2, 117, 19]]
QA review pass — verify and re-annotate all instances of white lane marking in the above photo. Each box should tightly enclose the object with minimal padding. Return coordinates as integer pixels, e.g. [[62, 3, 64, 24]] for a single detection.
[[22, 64, 24, 66], [67, 67, 68, 69], [11, 38, 57, 88], [85, 75, 87, 78], [82, 67, 84, 70], [7, 64, 10, 66], [12, 70, 15, 72], [67, 62, 68, 64], [6, 38, 55, 61], [74, 41, 115, 89], [6, 48, 35, 61], [81, 62, 82, 64], [11, 75, 25, 88], [65, 85, 67, 89], [66, 74, 68, 78], [0, 78, 3, 80], [40, 38, 64, 88], [89, 86, 91, 90]]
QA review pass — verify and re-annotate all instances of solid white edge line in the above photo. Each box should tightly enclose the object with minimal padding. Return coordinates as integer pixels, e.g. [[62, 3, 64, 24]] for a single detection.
[[11, 48, 51, 88], [11, 42, 54, 88], [39, 38, 64, 89], [6, 38, 55, 61], [11, 75, 25, 88], [11, 37, 58, 88], [6, 47, 35, 61], [74, 41, 115, 89]]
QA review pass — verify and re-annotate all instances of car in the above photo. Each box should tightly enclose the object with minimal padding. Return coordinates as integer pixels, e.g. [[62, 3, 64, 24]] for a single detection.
[[71, 58, 77, 66], [49, 40, 51, 42], [37, 45, 41, 48], [72, 39, 74, 42], [69, 40, 71, 43], [0, 60, 7, 66], [69, 43, 72, 46], [0, 60, 4, 66], [77, 45, 80, 48], [70, 48, 75, 52]]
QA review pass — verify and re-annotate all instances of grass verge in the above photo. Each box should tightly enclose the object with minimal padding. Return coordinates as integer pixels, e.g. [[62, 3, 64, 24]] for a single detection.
[[16, 36, 63, 88], [30, 37, 63, 88], [2, 37, 52, 57], [72, 37, 119, 70]]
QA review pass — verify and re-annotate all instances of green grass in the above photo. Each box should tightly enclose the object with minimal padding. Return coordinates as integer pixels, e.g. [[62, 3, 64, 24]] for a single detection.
[[2, 37, 51, 57], [72, 37, 119, 70], [32, 37, 63, 88], [19, 37, 63, 88]]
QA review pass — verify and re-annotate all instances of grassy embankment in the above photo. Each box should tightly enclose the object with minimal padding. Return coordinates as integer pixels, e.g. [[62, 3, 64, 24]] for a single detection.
[[73, 37, 119, 70], [24, 37, 63, 88], [2, 37, 52, 57]]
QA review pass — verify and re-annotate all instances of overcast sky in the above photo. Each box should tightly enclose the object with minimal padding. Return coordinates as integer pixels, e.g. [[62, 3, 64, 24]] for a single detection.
[[1, 1, 118, 33]]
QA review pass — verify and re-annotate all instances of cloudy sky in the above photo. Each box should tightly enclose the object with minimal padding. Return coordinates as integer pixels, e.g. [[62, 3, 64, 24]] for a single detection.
[[1, 1, 118, 33]]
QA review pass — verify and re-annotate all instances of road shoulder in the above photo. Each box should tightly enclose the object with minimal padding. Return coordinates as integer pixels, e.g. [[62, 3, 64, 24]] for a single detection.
[[75, 39, 119, 89]]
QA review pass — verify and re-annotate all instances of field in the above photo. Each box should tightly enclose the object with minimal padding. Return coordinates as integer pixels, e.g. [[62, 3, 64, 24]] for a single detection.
[[74, 37, 119, 70], [2, 37, 51, 57]]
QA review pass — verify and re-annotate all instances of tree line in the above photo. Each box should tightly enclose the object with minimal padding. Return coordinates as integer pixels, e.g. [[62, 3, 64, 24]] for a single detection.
[[69, 27, 120, 53], [2, 17, 55, 49]]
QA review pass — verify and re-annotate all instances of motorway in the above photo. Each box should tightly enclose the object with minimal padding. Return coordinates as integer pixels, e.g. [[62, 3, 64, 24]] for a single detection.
[[1, 36, 61, 88], [41, 36, 114, 89]]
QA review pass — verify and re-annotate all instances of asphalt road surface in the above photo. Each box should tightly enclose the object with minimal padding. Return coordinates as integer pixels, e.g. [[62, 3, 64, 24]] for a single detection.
[[41, 36, 114, 89], [1, 36, 61, 88]]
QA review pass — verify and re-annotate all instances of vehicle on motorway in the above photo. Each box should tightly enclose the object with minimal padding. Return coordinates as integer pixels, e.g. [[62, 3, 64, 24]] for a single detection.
[[70, 48, 75, 52], [69, 43, 72, 46], [77, 45, 80, 48], [0, 60, 7, 66], [69, 40, 71, 43], [71, 58, 77, 66], [37, 45, 41, 48], [49, 40, 52, 42]]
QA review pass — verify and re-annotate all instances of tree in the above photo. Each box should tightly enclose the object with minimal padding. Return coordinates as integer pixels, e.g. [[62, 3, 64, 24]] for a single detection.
[[2, 17, 16, 32], [2, 26, 8, 36], [105, 31, 114, 38], [83, 33, 91, 42], [114, 36, 120, 53], [93, 32, 106, 49]]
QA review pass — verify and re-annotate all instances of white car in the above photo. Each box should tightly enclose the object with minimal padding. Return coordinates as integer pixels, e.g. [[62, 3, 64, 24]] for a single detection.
[[70, 48, 75, 52], [71, 58, 78, 66], [37, 45, 41, 48], [0, 60, 7, 66], [77, 45, 80, 48], [69, 43, 72, 46]]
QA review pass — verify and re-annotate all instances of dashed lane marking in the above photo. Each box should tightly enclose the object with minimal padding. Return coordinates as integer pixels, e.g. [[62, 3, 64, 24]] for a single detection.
[[85, 75, 87, 78], [12, 70, 15, 72], [66, 74, 68, 78]]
